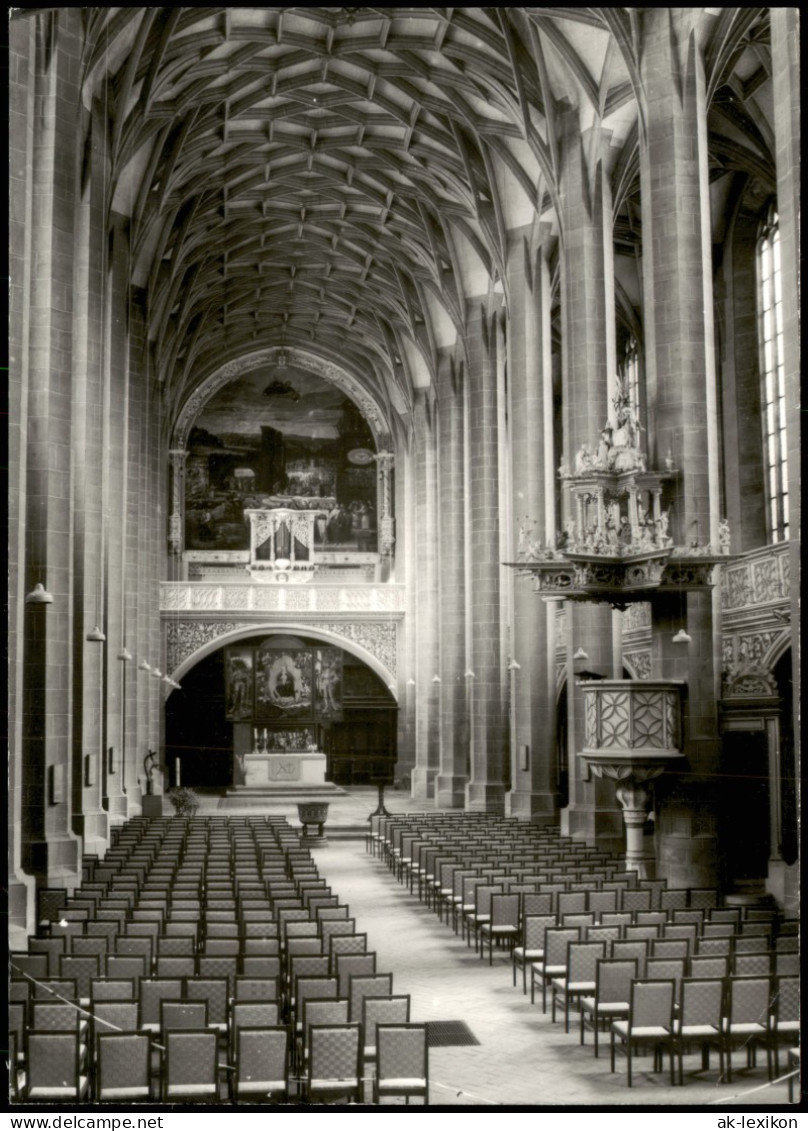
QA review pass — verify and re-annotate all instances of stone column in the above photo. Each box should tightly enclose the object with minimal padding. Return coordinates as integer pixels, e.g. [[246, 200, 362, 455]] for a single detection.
[[770, 7, 800, 817], [465, 304, 506, 812], [410, 390, 440, 801], [8, 12, 38, 944], [639, 9, 721, 888], [435, 351, 469, 807], [639, 9, 723, 875], [557, 104, 621, 849], [505, 233, 558, 821]]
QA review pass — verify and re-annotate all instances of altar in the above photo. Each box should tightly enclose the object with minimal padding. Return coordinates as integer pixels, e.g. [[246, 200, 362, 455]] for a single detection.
[[240, 749, 327, 789]]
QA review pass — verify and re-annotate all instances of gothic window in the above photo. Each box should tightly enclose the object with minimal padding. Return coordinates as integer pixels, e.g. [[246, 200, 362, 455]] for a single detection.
[[757, 204, 789, 542], [618, 335, 641, 426]]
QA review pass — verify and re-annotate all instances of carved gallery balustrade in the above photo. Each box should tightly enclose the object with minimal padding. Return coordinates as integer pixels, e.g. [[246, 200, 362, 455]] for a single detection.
[[159, 582, 406, 615]]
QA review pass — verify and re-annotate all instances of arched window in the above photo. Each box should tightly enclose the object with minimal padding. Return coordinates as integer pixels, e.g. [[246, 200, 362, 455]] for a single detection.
[[618, 335, 641, 426], [757, 204, 789, 542]]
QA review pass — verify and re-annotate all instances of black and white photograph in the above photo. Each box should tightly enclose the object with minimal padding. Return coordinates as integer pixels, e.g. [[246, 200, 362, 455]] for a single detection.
[[8, 6, 800, 1117]]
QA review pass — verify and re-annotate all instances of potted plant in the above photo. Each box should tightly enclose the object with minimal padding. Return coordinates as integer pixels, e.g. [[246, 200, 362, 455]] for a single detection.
[[166, 786, 200, 818]]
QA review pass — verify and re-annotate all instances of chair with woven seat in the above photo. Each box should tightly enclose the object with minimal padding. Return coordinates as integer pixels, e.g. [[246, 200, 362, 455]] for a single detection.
[[329, 932, 368, 973], [770, 975, 800, 1076], [512, 914, 556, 995], [160, 1000, 208, 1039], [610, 978, 676, 1087], [297, 998, 350, 1075], [305, 1022, 361, 1104], [232, 1027, 289, 1104], [336, 952, 376, 998], [480, 894, 520, 966], [361, 995, 411, 1093], [724, 975, 773, 1083], [551, 941, 606, 1032], [95, 1031, 151, 1103], [673, 977, 724, 1086], [184, 977, 229, 1034], [24, 1032, 89, 1102], [530, 926, 580, 1011], [229, 1000, 280, 1060], [140, 978, 183, 1034], [580, 958, 638, 1057], [349, 973, 394, 1025], [163, 1029, 220, 1102], [373, 1024, 428, 1106]]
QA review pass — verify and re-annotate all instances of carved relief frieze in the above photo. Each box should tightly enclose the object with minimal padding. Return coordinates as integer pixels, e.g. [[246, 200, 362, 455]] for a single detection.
[[165, 618, 397, 678], [623, 650, 651, 681]]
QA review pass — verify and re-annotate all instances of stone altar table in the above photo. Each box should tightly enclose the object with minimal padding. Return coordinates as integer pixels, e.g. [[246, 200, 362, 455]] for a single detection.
[[241, 749, 328, 789]]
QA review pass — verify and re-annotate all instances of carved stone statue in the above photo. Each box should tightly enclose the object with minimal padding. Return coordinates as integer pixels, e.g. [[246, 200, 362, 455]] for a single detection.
[[718, 519, 731, 554], [573, 445, 594, 475]]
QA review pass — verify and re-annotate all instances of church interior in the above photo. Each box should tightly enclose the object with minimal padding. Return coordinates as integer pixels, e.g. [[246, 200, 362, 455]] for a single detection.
[[9, 7, 800, 1107]]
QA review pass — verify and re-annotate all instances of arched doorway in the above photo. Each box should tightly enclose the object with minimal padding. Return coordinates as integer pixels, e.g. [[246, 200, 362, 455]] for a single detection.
[[165, 632, 397, 790]]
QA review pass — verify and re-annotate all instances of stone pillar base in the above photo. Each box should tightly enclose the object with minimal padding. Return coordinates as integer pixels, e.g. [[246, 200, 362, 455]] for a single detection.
[[435, 773, 468, 808], [142, 794, 164, 817], [564, 804, 624, 856], [465, 781, 505, 813], [75, 810, 109, 858], [506, 790, 559, 823], [410, 767, 438, 801], [26, 835, 81, 893], [9, 875, 36, 949], [765, 860, 799, 917], [657, 800, 719, 889]]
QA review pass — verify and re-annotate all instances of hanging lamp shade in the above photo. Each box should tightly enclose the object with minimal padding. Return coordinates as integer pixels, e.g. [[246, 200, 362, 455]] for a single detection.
[[26, 582, 54, 604], [117, 647, 133, 662], [86, 625, 106, 642], [672, 628, 692, 644], [139, 660, 152, 672]]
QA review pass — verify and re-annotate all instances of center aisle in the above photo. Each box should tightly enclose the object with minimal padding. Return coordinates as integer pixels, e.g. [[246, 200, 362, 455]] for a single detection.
[[312, 841, 789, 1109]]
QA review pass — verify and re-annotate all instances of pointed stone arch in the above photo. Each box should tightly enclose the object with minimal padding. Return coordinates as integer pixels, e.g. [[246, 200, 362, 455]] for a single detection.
[[171, 346, 393, 452]]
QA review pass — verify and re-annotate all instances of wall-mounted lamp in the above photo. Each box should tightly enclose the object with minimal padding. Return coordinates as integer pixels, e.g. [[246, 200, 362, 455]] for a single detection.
[[672, 628, 692, 644], [151, 668, 163, 679], [26, 582, 54, 604], [117, 647, 133, 662], [162, 673, 174, 686], [138, 660, 152, 672], [86, 625, 106, 643]]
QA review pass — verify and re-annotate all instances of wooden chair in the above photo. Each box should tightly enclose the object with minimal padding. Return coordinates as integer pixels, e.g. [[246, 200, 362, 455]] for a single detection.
[[610, 978, 676, 1087], [531, 927, 580, 1011], [480, 894, 520, 965], [551, 941, 606, 1032], [233, 1027, 289, 1104], [305, 1023, 361, 1104], [163, 1029, 220, 1102], [374, 1024, 428, 1105], [724, 975, 773, 1083], [580, 958, 638, 1057], [95, 1031, 151, 1103], [25, 1032, 89, 1102], [673, 977, 724, 1085]]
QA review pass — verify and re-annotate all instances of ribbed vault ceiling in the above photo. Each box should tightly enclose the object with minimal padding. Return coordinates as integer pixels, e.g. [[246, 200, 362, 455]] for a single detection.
[[71, 6, 773, 430]]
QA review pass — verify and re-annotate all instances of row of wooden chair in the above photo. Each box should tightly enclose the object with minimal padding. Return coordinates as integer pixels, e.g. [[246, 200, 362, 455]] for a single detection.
[[14, 814, 429, 1105], [11, 1021, 428, 1105]]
